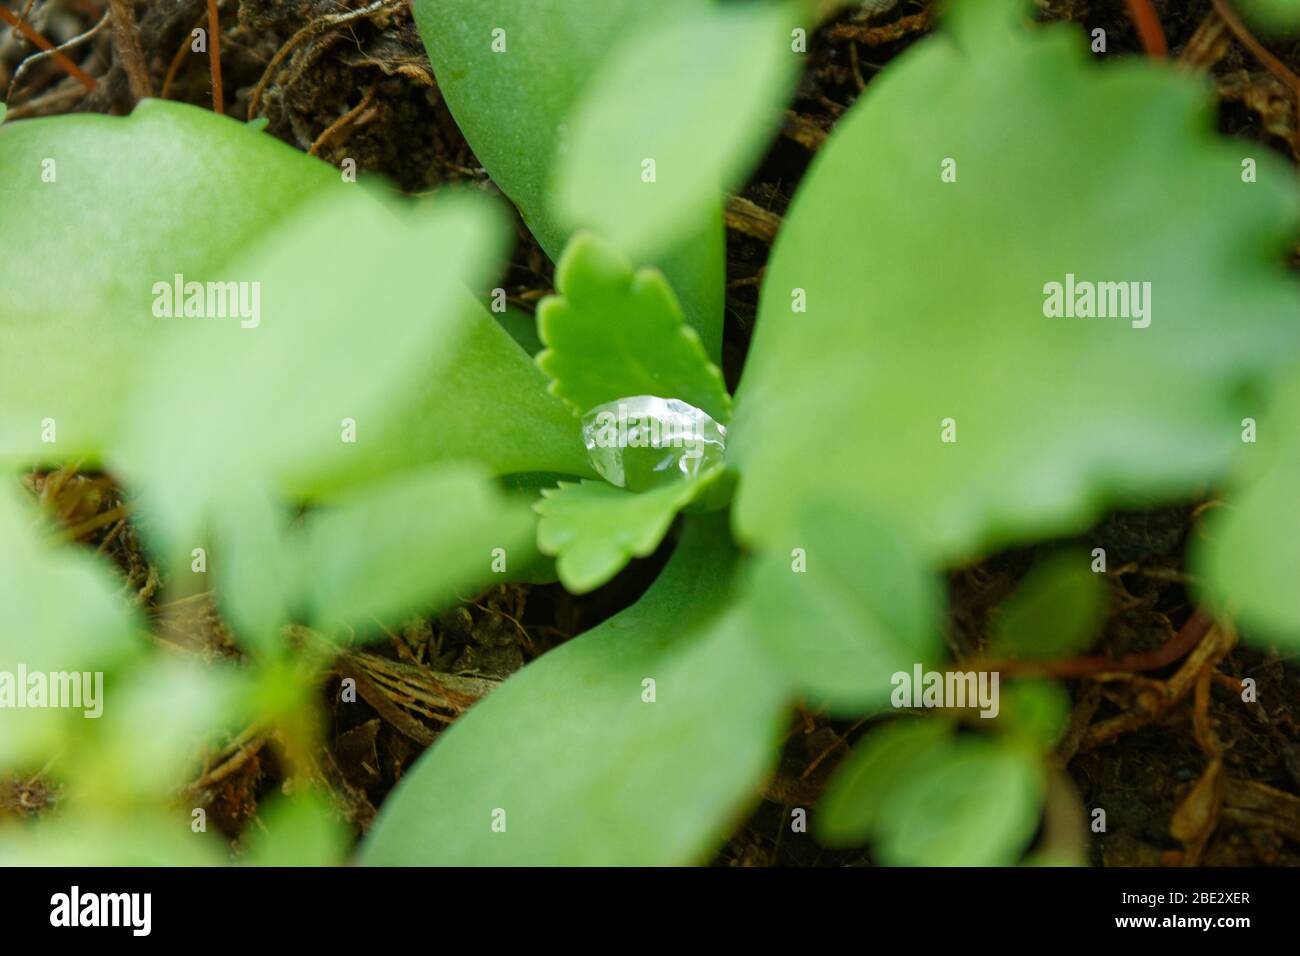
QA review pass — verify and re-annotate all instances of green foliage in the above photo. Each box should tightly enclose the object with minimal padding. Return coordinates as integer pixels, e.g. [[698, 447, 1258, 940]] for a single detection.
[[0, 100, 584, 488], [1241, 0, 1300, 32], [729, 0, 1300, 562], [744, 502, 944, 715], [299, 465, 535, 636], [241, 792, 351, 867], [3, 0, 1298, 871], [1194, 374, 1300, 647], [0, 486, 139, 674], [535, 477, 706, 593], [988, 550, 1107, 659], [816, 716, 954, 846], [361, 517, 792, 865], [115, 187, 510, 559], [994, 680, 1072, 751], [0, 486, 141, 767], [818, 717, 1045, 866], [552, 2, 800, 261], [537, 234, 731, 422], [874, 735, 1044, 866], [0, 101, 335, 463], [411, 0, 725, 357]]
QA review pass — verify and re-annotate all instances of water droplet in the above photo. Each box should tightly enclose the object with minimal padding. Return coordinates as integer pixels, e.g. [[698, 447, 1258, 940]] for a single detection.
[[581, 395, 726, 491]]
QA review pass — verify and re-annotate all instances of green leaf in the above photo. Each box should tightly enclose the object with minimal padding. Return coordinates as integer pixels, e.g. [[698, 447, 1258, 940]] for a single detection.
[[537, 234, 732, 423], [0, 101, 585, 489], [876, 735, 1045, 866], [75, 658, 250, 804], [1194, 374, 1300, 647], [0, 486, 139, 671], [113, 187, 509, 560], [241, 791, 350, 867], [0, 813, 227, 866], [1241, 0, 1300, 32], [300, 465, 536, 638], [818, 717, 1047, 865], [410, 0, 724, 358], [994, 679, 1072, 752], [0, 100, 337, 464], [0, 486, 141, 768], [988, 550, 1106, 659], [496, 305, 544, 356], [745, 502, 944, 715], [360, 515, 793, 865], [552, 1, 799, 261], [816, 716, 955, 846], [729, 0, 1300, 563], [534, 476, 706, 594], [319, 303, 593, 491], [211, 488, 295, 657]]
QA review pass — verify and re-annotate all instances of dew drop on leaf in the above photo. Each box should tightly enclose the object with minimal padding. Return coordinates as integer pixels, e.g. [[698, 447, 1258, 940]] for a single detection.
[[581, 395, 725, 491]]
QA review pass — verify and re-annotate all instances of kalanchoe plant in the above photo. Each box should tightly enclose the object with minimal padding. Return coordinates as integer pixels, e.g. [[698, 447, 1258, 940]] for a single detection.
[[0, 0, 1297, 868]]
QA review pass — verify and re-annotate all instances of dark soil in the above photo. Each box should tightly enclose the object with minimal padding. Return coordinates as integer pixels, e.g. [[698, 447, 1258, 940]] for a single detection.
[[3, 0, 1299, 866]]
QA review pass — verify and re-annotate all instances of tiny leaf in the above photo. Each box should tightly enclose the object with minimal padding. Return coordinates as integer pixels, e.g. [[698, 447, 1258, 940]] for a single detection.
[[537, 233, 731, 423], [876, 736, 1045, 867], [817, 716, 955, 846], [534, 476, 707, 594], [988, 550, 1107, 659]]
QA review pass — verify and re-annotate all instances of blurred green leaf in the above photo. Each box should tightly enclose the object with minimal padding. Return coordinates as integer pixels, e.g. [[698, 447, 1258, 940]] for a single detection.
[[329, 301, 592, 492], [730, 0, 1300, 562], [211, 488, 295, 657], [411, 0, 724, 358], [552, 2, 799, 260], [241, 790, 350, 867], [0, 100, 336, 463], [537, 234, 732, 423], [77, 658, 250, 803], [0, 101, 585, 491], [0, 486, 141, 768], [988, 550, 1106, 659], [746, 502, 944, 715], [534, 476, 706, 593], [116, 188, 510, 560], [817, 716, 955, 846], [994, 679, 1072, 752], [876, 735, 1044, 866], [300, 465, 536, 638], [0, 486, 139, 675], [1241, 0, 1300, 32], [0, 813, 226, 866], [360, 515, 792, 865], [1194, 373, 1300, 648]]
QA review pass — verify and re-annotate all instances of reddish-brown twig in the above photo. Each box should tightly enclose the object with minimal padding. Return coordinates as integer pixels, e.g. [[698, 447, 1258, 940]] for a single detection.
[[980, 609, 1214, 679], [206, 0, 223, 114], [0, 4, 96, 90], [1125, 0, 1169, 59]]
